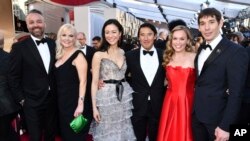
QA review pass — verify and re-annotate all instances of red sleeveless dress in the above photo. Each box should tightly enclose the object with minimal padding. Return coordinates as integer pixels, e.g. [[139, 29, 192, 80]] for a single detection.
[[157, 66, 196, 141]]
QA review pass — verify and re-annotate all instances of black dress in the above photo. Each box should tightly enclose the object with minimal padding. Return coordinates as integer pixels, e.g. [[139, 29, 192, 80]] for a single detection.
[[55, 50, 85, 141]]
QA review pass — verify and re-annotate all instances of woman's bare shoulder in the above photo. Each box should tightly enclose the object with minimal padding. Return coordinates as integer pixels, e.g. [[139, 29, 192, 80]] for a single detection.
[[94, 51, 106, 59]]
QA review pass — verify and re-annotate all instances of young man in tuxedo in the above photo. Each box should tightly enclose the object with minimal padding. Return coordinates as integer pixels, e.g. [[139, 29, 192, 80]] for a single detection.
[[126, 23, 165, 141], [77, 32, 95, 138], [8, 9, 57, 141], [193, 8, 248, 141]]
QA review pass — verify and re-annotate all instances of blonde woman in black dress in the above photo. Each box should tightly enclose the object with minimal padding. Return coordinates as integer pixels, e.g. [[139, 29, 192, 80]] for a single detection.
[[55, 24, 88, 141]]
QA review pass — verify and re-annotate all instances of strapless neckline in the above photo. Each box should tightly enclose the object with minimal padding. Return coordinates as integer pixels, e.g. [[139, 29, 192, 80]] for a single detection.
[[101, 58, 125, 70], [167, 65, 195, 70]]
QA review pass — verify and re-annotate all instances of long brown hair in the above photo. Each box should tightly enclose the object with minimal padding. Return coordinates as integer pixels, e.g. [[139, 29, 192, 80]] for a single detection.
[[162, 25, 193, 66]]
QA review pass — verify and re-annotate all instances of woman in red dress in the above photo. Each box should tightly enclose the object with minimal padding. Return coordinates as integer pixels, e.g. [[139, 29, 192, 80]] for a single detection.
[[157, 25, 196, 141]]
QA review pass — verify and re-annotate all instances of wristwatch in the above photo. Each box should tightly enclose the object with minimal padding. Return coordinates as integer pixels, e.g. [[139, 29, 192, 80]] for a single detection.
[[79, 96, 84, 101]]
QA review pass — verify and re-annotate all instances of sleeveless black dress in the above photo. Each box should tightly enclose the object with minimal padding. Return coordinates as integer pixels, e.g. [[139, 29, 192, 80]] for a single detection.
[[55, 50, 85, 141]]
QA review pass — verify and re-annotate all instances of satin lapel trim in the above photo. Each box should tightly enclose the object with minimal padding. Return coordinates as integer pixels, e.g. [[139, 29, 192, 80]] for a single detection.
[[47, 39, 55, 74], [200, 38, 228, 76], [151, 49, 162, 87], [195, 46, 203, 78], [26, 38, 47, 73], [85, 46, 90, 58], [136, 49, 150, 87]]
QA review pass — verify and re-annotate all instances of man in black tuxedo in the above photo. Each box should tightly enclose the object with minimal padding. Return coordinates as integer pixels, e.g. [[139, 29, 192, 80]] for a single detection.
[[8, 9, 57, 141], [193, 8, 248, 141], [77, 32, 95, 138], [126, 23, 165, 141], [0, 32, 20, 141]]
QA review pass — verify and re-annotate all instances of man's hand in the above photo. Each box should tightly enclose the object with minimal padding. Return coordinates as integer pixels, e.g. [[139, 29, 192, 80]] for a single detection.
[[214, 127, 229, 141], [98, 80, 104, 89]]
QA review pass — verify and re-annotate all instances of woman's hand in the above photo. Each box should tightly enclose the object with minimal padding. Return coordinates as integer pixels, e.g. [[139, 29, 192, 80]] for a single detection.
[[93, 107, 101, 123], [74, 101, 84, 117]]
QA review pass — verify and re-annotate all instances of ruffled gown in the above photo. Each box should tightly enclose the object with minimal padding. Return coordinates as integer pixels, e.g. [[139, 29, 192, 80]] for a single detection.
[[157, 66, 196, 141], [89, 58, 136, 141]]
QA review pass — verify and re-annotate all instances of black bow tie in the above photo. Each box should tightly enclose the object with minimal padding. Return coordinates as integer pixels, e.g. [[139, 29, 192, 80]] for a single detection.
[[36, 38, 47, 46], [143, 50, 154, 56], [201, 44, 212, 51]]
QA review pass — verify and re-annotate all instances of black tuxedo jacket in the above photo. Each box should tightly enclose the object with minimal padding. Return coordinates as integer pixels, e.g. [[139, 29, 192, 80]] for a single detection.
[[241, 47, 250, 103], [245, 47, 250, 88], [8, 36, 56, 107], [125, 48, 165, 118], [84, 45, 96, 71], [0, 50, 20, 116], [194, 37, 248, 131]]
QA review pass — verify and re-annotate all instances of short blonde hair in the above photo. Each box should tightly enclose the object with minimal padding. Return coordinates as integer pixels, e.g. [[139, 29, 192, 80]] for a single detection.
[[56, 24, 80, 59]]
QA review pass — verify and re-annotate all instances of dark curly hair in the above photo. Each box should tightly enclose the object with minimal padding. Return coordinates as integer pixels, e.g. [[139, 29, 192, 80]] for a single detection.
[[198, 8, 222, 25]]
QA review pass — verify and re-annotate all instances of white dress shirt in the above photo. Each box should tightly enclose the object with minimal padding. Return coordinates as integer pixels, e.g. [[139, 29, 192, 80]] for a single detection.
[[140, 46, 159, 86], [80, 45, 86, 55], [31, 35, 50, 74], [198, 34, 222, 75]]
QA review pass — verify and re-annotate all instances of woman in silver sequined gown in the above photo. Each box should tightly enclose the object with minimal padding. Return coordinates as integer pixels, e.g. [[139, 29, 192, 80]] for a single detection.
[[89, 19, 136, 141]]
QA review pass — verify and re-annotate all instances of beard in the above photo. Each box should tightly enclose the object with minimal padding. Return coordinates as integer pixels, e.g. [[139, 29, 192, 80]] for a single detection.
[[29, 27, 44, 38]]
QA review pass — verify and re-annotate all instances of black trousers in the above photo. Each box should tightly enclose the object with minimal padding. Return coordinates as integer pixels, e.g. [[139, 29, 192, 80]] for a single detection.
[[0, 112, 20, 141], [23, 94, 57, 141], [131, 101, 159, 141], [192, 113, 217, 141]]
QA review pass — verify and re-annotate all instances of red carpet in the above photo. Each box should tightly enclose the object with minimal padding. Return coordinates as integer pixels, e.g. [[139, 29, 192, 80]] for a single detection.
[[20, 134, 62, 141], [20, 133, 93, 141], [13, 118, 93, 141]]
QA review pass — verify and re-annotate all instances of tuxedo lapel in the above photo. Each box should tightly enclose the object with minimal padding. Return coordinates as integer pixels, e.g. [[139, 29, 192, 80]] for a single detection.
[[85, 46, 95, 65], [85, 46, 91, 59], [26, 38, 47, 74], [195, 45, 203, 77], [46, 39, 55, 74], [200, 38, 228, 76]]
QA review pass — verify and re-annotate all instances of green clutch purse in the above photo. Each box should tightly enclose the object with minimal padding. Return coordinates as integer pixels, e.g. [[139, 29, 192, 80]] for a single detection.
[[70, 115, 88, 133]]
